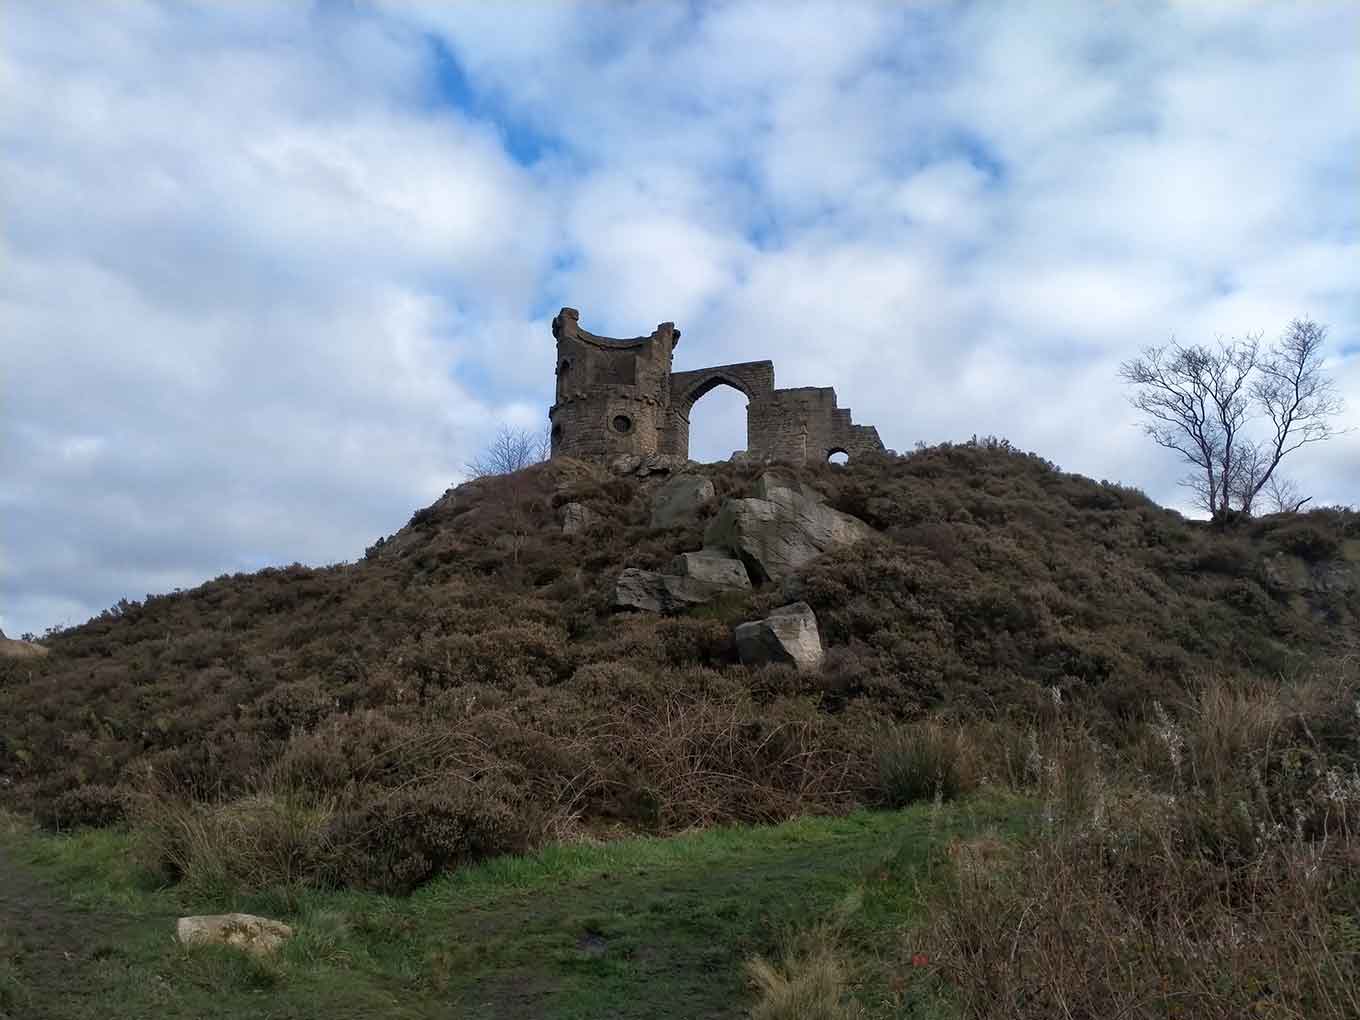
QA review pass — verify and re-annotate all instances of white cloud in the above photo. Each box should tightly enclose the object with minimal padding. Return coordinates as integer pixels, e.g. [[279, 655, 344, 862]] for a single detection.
[[2, 0, 1357, 636]]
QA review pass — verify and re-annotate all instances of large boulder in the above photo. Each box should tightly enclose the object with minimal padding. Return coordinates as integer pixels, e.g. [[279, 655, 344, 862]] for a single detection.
[[669, 550, 752, 589], [176, 914, 293, 955], [704, 473, 874, 582], [734, 602, 825, 672], [651, 474, 716, 528], [613, 568, 739, 614]]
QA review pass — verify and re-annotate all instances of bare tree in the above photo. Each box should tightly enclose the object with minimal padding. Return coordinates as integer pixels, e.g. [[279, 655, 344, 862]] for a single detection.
[[465, 424, 551, 478], [1262, 474, 1312, 515], [1120, 318, 1343, 519]]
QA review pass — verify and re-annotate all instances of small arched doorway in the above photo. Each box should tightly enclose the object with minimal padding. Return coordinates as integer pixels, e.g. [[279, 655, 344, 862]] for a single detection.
[[827, 448, 850, 465]]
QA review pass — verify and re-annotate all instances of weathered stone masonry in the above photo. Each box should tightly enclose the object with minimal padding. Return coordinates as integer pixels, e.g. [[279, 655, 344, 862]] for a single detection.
[[548, 307, 883, 464]]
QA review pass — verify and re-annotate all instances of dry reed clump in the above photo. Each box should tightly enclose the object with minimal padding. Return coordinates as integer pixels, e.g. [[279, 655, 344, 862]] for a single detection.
[[130, 784, 337, 900], [746, 926, 861, 1020], [909, 664, 1360, 1020], [917, 803, 1359, 1019], [873, 721, 980, 806]]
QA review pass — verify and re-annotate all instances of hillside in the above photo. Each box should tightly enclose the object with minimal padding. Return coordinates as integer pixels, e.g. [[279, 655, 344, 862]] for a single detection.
[[3, 440, 1355, 862], [3, 438, 1358, 1017]]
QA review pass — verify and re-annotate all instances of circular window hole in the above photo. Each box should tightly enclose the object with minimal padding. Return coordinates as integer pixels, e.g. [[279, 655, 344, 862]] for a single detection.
[[612, 415, 634, 434]]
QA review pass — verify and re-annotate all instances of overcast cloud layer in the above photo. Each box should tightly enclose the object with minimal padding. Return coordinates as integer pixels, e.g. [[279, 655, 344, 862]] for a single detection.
[[3, 1, 1358, 637]]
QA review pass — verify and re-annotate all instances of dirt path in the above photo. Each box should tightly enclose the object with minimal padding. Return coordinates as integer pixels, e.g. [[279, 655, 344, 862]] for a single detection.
[[0, 845, 152, 1020]]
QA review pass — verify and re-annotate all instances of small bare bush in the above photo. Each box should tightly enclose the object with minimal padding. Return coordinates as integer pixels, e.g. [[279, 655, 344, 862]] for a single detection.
[[606, 692, 862, 828]]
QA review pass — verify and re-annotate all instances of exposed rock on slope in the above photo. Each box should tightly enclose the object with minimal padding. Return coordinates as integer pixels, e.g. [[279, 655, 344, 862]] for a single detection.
[[0, 629, 47, 659], [704, 472, 875, 582], [735, 602, 825, 672], [669, 551, 752, 589], [561, 502, 597, 535], [650, 474, 716, 528], [613, 567, 744, 614]]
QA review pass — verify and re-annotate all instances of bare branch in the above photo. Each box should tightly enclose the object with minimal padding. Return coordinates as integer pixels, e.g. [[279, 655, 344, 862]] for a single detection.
[[1262, 475, 1311, 515], [465, 424, 551, 478]]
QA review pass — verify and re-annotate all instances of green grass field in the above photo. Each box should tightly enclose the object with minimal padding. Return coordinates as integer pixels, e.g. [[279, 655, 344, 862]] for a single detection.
[[0, 796, 1030, 1019]]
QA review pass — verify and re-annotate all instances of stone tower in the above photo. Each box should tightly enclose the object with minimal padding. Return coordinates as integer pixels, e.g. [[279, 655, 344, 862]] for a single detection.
[[548, 307, 681, 461], [548, 307, 885, 465]]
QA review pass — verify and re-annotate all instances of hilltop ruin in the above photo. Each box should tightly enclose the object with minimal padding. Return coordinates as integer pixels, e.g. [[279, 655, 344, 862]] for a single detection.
[[548, 307, 883, 465]]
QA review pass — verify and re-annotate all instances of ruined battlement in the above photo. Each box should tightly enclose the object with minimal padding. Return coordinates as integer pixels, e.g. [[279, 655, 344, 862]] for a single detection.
[[548, 307, 883, 465]]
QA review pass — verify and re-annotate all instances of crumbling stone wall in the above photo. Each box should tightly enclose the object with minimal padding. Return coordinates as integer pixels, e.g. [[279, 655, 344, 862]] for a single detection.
[[548, 308, 883, 465]]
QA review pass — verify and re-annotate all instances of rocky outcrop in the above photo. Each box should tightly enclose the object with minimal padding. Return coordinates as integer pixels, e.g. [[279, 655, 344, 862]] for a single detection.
[[1262, 553, 1358, 595], [669, 550, 752, 589], [650, 474, 716, 528], [609, 453, 693, 478], [176, 914, 293, 955], [704, 472, 874, 582], [613, 568, 743, 614], [561, 502, 597, 535], [734, 602, 825, 672]]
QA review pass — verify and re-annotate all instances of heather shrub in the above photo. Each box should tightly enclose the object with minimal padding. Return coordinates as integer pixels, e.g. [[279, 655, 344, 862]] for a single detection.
[[2, 447, 1354, 897], [39, 783, 128, 829], [324, 780, 535, 894]]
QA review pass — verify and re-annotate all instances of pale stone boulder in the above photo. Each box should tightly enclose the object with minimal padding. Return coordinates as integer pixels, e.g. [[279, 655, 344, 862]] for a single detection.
[[613, 568, 738, 614], [704, 473, 874, 583], [176, 914, 293, 955], [650, 473, 716, 528], [735, 602, 825, 672], [669, 550, 752, 589], [561, 502, 597, 535]]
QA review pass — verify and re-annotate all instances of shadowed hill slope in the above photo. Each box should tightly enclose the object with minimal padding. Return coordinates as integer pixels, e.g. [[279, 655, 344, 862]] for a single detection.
[[1, 439, 1355, 890]]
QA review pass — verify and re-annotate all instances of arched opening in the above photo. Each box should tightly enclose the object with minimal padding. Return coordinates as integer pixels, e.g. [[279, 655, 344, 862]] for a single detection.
[[827, 449, 850, 465], [686, 382, 749, 463]]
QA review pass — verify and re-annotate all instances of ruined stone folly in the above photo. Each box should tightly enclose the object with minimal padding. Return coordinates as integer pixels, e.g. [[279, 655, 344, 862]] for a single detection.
[[548, 307, 883, 465]]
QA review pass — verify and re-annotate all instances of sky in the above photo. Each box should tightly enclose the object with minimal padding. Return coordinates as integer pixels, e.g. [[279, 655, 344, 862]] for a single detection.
[[2, 1, 1358, 638]]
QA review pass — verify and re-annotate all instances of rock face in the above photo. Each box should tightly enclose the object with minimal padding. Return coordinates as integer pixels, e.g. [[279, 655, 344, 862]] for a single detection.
[[735, 602, 825, 672], [704, 472, 874, 582], [561, 502, 596, 535], [669, 550, 752, 589], [613, 568, 742, 614], [650, 474, 716, 528], [609, 452, 693, 478], [1262, 553, 1359, 595], [176, 914, 293, 955]]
